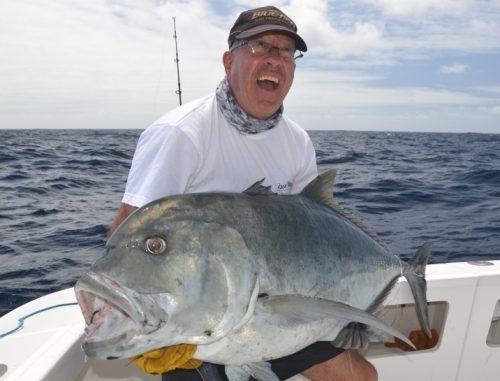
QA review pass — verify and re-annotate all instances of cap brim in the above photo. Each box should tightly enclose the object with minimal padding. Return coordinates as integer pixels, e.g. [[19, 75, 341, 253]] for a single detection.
[[234, 24, 307, 52]]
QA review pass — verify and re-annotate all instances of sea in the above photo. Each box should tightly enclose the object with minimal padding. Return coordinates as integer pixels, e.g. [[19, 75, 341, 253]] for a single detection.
[[0, 129, 499, 317]]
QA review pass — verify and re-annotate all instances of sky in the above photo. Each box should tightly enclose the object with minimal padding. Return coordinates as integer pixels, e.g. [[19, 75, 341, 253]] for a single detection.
[[1, 0, 500, 133]]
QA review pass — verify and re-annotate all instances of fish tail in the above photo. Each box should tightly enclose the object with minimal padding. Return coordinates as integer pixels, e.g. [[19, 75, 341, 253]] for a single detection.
[[404, 242, 432, 338]]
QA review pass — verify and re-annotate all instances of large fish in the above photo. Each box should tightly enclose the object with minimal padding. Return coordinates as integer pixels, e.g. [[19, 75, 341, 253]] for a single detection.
[[75, 169, 431, 381]]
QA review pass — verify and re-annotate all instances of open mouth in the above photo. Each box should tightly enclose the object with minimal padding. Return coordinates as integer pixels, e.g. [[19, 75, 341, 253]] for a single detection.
[[74, 272, 168, 359], [78, 289, 137, 357], [257, 75, 279, 91]]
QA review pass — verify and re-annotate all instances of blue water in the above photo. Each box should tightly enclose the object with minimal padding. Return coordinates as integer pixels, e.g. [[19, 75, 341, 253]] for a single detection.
[[1, 129, 499, 316]]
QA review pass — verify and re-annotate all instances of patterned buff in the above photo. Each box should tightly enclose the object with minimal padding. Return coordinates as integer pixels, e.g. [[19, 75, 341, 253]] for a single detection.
[[216, 77, 283, 135]]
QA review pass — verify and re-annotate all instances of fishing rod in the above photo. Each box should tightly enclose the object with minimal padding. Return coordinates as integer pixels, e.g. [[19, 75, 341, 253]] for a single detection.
[[173, 17, 182, 106]]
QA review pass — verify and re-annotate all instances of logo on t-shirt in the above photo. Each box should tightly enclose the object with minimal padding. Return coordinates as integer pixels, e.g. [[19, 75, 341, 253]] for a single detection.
[[276, 181, 292, 194]]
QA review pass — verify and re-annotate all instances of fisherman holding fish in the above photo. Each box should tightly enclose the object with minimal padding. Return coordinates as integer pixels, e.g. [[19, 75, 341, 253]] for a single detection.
[[108, 5, 377, 381]]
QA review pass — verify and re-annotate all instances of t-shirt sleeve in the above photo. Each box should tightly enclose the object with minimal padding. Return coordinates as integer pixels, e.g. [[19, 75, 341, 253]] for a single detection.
[[122, 124, 199, 207]]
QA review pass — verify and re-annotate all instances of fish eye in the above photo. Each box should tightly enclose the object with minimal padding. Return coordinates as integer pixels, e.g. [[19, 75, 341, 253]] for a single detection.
[[145, 237, 167, 255]]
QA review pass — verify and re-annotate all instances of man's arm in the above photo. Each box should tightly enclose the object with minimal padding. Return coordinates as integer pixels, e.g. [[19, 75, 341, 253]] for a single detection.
[[108, 203, 138, 237]]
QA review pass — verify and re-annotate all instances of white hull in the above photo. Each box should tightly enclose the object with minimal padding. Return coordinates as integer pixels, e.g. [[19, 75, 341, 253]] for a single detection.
[[1, 260, 499, 381]]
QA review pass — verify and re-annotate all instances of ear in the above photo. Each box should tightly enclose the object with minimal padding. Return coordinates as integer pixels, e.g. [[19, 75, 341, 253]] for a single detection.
[[222, 51, 233, 76]]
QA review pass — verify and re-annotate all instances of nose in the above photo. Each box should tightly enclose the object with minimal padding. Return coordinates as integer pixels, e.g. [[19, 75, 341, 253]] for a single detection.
[[264, 47, 283, 65]]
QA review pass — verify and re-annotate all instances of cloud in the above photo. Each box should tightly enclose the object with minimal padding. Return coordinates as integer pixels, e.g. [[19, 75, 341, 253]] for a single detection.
[[484, 105, 500, 114], [290, 69, 491, 109], [439, 63, 469, 74], [367, 0, 468, 17], [473, 86, 500, 95], [1, 0, 499, 133], [286, 66, 499, 132], [300, 0, 500, 67], [0, 0, 228, 129]]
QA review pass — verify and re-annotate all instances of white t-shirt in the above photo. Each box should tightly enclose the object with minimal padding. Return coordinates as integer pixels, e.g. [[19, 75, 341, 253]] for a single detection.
[[123, 94, 318, 208]]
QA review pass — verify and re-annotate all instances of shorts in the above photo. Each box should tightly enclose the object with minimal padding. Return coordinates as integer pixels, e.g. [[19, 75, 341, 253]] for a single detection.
[[161, 342, 344, 381]]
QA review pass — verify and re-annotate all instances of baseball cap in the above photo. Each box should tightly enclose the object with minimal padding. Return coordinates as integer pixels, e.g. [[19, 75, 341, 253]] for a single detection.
[[228, 6, 307, 52]]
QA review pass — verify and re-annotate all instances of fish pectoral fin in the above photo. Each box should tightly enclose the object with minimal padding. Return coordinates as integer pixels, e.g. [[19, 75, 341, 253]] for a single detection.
[[225, 362, 278, 381], [260, 295, 415, 350]]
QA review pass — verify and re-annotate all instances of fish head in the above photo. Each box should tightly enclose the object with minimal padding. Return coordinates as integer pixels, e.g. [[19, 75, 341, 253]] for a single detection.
[[75, 197, 258, 359]]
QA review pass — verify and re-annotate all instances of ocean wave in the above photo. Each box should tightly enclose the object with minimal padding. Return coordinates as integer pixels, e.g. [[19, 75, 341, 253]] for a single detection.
[[46, 176, 99, 189], [31, 208, 60, 216], [454, 169, 500, 184], [1, 129, 499, 316], [1, 172, 30, 181], [317, 151, 366, 165]]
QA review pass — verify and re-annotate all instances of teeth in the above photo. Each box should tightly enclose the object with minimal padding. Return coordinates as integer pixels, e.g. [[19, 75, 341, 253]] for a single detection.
[[258, 75, 279, 84]]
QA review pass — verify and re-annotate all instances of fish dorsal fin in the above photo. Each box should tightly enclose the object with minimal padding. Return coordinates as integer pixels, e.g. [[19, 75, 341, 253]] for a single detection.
[[243, 179, 276, 196], [302, 169, 340, 209], [303, 169, 390, 252]]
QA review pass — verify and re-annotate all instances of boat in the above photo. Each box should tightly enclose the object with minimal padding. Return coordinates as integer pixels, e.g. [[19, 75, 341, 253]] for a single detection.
[[1, 260, 499, 381]]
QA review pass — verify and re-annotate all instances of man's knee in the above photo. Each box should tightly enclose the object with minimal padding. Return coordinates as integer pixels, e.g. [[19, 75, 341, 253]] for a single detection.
[[301, 349, 377, 381]]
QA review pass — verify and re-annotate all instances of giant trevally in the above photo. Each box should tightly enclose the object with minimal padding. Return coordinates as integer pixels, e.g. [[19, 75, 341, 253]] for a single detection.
[[75, 169, 431, 381]]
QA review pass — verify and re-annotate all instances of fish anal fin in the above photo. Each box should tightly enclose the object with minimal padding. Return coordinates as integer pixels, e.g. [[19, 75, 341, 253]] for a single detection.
[[248, 362, 279, 381], [225, 362, 278, 381], [332, 322, 370, 349], [225, 365, 250, 381]]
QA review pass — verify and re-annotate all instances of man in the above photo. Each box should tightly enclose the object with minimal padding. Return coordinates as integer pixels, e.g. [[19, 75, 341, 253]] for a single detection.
[[109, 5, 377, 381]]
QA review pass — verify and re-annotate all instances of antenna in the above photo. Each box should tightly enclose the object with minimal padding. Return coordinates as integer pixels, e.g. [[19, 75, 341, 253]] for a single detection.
[[173, 17, 182, 105]]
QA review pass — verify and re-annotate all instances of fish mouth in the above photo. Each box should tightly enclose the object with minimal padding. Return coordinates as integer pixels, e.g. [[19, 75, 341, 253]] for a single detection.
[[75, 272, 168, 359]]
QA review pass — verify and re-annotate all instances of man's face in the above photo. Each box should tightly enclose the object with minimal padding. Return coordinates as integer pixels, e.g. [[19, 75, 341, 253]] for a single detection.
[[223, 33, 296, 120]]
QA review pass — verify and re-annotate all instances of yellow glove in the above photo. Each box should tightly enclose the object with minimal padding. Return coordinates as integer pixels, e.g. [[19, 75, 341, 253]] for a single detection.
[[132, 344, 203, 374]]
